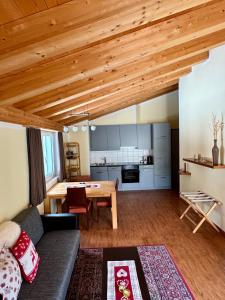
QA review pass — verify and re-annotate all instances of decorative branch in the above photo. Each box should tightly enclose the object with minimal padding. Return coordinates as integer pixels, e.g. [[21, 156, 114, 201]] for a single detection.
[[212, 113, 221, 140]]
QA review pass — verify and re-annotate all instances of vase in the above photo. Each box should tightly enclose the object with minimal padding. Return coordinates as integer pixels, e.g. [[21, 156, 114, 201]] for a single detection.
[[212, 139, 219, 166]]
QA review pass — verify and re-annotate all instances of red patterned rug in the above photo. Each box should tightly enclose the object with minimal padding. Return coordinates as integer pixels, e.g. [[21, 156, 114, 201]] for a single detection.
[[66, 245, 195, 300]]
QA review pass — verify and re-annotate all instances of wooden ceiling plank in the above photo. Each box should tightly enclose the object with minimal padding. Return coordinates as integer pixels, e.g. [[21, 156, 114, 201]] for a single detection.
[[43, 53, 207, 120], [0, 0, 224, 105], [15, 31, 216, 114], [63, 84, 178, 125], [0, 0, 23, 25], [0, 106, 63, 131], [0, 0, 213, 74]]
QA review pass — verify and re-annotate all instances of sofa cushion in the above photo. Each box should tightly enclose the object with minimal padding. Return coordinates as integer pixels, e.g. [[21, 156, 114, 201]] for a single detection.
[[11, 231, 40, 284], [13, 207, 44, 246], [0, 247, 22, 300], [0, 221, 21, 248], [18, 230, 80, 300]]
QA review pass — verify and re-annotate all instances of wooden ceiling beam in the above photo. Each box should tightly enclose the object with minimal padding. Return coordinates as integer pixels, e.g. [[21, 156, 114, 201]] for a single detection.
[[0, 106, 63, 131], [63, 84, 178, 125], [61, 74, 182, 125], [0, 1, 225, 106], [14, 27, 225, 114], [0, 0, 213, 76], [45, 53, 206, 120]]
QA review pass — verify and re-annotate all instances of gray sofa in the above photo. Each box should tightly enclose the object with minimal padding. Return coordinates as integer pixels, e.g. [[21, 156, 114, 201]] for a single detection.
[[13, 207, 80, 300]]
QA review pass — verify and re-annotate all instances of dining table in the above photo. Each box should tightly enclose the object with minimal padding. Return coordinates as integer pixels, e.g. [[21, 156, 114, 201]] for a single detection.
[[45, 181, 118, 229]]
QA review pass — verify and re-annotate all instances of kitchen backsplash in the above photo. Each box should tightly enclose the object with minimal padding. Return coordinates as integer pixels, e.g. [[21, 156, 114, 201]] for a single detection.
[[90, 147, 151, 164]]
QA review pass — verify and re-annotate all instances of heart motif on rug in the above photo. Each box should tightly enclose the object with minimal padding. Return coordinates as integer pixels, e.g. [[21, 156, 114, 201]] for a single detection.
[[116, 268, 128, 278]]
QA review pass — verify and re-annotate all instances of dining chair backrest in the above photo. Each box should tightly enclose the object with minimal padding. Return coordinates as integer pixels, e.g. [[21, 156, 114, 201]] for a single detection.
[[74, 175, 91, 182], [66, 187, 88, 208], [115, 178, 119, 191]]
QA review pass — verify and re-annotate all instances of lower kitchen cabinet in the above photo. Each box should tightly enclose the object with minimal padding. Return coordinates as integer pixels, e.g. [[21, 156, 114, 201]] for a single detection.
[[90, 167, 108, 181], [139, 165, 154, 189], [108, 166, 122, 190], [154, 175, 171, 189]]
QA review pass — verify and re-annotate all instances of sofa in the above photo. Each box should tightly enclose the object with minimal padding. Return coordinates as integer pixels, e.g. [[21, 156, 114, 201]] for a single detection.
[[13, 207, 80, 300]]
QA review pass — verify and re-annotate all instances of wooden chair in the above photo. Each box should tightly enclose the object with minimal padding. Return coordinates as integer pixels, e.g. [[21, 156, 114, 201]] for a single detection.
[[73, 175, 92, 182], [96, 178, 119, 221], [65, 187, 92, 230]]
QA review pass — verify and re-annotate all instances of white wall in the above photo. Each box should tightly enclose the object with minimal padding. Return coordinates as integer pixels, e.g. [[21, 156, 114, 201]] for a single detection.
[[0, 123, 29, 222], [179, 45, 225, 230], [66, 90, 179, 175]]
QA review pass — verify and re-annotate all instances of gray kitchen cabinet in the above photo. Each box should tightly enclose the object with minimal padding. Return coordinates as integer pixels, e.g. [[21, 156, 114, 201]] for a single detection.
[[108, 166, 122, 190], [119, 125, 137, 148], [153, 123, 170, 139], [90, 166, 108, 181], [137, 124, 151, 149], [139, 165, 154, 189], [106, 125, 120, 150], [153, 123, 171, 189], [90, 126, 108, 151], [154, 175, 171, 189]]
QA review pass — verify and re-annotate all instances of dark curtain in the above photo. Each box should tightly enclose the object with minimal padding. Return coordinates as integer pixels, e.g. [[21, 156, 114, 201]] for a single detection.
[[27, 128, 46, 206], [58, 132, 66, 181]]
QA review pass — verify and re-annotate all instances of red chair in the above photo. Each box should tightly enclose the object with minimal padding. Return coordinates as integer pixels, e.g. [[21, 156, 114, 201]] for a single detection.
[[96, 178, 119, 221], [65, 187, 92, 230]]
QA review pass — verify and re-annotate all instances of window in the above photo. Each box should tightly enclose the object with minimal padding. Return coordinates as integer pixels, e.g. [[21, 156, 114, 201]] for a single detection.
[[41, 131, 59, 181]]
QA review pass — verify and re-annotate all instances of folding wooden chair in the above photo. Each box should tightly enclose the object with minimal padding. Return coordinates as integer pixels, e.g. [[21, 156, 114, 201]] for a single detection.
[[180, 191, 222, 233]]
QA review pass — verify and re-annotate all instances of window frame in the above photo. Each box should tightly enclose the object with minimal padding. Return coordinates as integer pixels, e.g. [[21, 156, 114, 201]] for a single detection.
[[41, 130, 59, 183]]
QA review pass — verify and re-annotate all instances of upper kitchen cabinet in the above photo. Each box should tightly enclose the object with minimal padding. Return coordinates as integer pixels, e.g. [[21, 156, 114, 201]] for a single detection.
[[90, 126, 108, 151], [137, 124, 152, 149], [153, 123, 170, 139], [106, 125, 120, 150], [119, 125, 138, 148]]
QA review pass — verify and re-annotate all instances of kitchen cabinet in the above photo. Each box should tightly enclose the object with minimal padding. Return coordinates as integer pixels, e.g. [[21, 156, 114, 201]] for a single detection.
[[153, 123, 171, 189], [90, 166, 108, 181], [106, 125, 120, 150], [90, 126, 108, 151], [139, 165, 154, 189], [108, 166, 122, 190], [137, 124, 152, 149], [154, 175, 171, 189], [119, 125, 137, 148], [153, 123, 170, 139]]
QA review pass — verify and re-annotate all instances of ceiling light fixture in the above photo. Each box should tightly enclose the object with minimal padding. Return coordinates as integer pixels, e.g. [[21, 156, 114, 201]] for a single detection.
[[72, 126, 78, 132], [63, 126, 69, 133], [90, 125, 96, 131]]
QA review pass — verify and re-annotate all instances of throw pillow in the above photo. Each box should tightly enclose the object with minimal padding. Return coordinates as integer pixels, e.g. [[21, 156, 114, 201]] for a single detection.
[[0, 222, 21, 249], [0, 246, 22, 300], [11, 231, 40, 284]]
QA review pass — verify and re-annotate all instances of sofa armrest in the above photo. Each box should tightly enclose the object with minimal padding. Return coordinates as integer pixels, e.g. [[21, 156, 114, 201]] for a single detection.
[[41, 213, 79, 232]]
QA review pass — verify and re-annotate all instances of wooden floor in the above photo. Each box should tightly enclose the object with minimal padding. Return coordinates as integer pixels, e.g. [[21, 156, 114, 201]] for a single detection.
[[80, 190, 225, 300]]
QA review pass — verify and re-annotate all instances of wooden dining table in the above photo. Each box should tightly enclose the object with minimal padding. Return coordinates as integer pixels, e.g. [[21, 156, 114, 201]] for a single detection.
[[45, 181, 118, 229]]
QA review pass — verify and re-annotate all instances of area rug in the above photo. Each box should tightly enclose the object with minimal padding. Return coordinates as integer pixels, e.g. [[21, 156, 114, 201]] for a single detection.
[[66, 245, 195, 300]]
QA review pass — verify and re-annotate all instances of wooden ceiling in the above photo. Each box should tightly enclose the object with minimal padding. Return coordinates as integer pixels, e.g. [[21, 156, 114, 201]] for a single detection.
[[0, 0, 225, 131]]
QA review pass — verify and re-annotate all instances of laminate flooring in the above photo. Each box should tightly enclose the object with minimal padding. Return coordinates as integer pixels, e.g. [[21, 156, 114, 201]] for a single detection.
[[80, 190, 225, 300]]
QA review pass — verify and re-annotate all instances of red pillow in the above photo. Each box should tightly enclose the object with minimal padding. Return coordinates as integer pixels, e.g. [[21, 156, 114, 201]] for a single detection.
[[11, 230, 40, 283]]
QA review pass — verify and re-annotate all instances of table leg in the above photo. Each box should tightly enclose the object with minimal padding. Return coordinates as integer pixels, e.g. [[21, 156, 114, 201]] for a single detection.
[[111, 191, 118, 229], [44, 196, 51, 214]]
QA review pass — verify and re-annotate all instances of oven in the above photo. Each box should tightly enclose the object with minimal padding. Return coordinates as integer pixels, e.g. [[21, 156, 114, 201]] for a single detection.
[[122, 165, 139, 183]]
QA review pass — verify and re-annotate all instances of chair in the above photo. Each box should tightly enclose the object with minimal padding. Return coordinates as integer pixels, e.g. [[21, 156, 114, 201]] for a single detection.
[[73, 175, 92, 182], [96, 178, 119, 221], [65, 187, 92, 230]]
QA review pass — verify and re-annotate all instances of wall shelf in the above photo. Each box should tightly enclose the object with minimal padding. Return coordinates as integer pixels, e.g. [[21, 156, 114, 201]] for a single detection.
[[179, 169, 191, 176], [183, 158, 225, 169]]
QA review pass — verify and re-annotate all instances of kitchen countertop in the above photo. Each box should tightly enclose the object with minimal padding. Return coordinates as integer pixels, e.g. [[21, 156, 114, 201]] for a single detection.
[[90, 162, 154, 167]]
